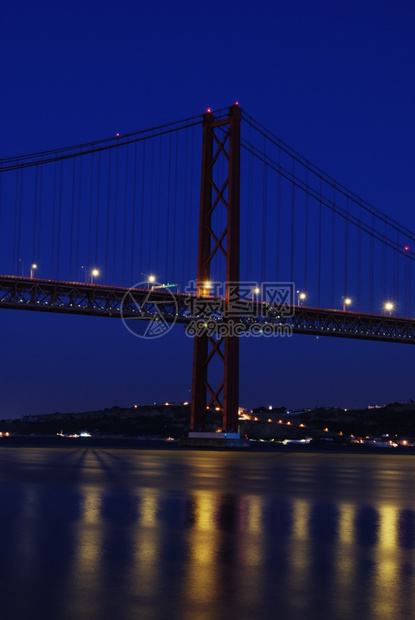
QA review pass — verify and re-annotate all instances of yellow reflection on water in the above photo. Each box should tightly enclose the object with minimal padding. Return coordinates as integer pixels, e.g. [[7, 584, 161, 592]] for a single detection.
[[378, 504, 398, 550], [338, 503, 355, 545], [288, 498, 311, 606], [77, 487, 103, 568], [181, 490, 217, 604], [244, 495, 263, 533], [192, 489, 216, 533], [81, 485, 101, 524], [180, 490, 267, 609], [65, 485, 104, 620], [130, 488, 161, 601], [335, 503, 356, 607], [292, 499, 309, 541], [240, 495, 264, 568], [139, 489, 158, 528], [370, 504, 401, 619]]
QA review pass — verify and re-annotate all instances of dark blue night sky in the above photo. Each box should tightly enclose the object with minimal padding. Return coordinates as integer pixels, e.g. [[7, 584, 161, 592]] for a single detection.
[[1, 0, 415, 418]]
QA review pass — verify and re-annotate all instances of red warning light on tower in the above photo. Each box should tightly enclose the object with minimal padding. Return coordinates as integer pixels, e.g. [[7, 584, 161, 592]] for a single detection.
[[206, 108, 212, 113]]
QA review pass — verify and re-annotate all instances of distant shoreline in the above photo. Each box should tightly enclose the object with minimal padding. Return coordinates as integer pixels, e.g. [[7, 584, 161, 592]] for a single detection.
[[1, 435, 415, 455]]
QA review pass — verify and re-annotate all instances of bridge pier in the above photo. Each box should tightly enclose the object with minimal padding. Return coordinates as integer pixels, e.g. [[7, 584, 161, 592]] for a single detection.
[[180, 432, 250, 450], [188, 104, 245, 446]]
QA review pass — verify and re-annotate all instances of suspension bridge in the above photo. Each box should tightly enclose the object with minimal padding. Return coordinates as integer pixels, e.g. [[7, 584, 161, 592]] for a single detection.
[[1, 104, 414, 437]]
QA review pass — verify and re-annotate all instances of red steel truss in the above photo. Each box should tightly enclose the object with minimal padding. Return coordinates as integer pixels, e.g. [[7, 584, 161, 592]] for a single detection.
[[190, 104, 241, 432]]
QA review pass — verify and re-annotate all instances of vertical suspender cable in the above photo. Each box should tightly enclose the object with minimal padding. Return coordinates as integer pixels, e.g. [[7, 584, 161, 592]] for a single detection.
[[318, 178, 322, 308], [37, 162, 44, 270], [182, 127, 189, 287], [356, 207, 361, 311], [95, 151, 101, 271], [75, 152, 82, 282], [392, 232, 397, 303], [69, 158, 76, 280], [276, 149, 281, 282], [404, 248, 408, 315], [149, 133, 155, 279], [112, 145, 119, 284], [156, 137, 162, 278], [395, 230, 400, 307], [261, 137, 267, 284], [0, 168, 2, 257], [13, 171, 19, 274], [51, 158, 57, 276], [381, 221, 387, 303], [187, 127, 194, 283], [304, 170, 309, 293], [105, 150, 112, 283], [165, 134, 172, 281], [290, 159, 295, 287], [139, 141, 146, 281], [171, 131, 178, 282], [408, 249, 412, 316], [369, 215, 374, 312], [18, 169, 23, 275], [0, 172, 6, 269], [344, 197, 349, 298], [130, 143, 137, 283], [32, 165, 38, 268], [246, 124, 253, 282], [330, 188, 335, 309], [87, 154, 93, 274], [56, 160, 63, 279], [122, 144, 129, 284]]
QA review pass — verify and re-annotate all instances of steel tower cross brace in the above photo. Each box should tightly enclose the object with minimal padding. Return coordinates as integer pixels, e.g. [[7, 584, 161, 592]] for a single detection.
[[190, 104, 241, 432]]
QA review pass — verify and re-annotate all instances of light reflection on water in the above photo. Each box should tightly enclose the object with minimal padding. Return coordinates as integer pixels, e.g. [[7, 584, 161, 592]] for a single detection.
[[0, 448, 414, 619]]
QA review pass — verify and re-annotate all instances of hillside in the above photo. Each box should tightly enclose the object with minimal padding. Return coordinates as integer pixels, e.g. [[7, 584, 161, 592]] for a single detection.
[[1, 401, 415, 441]]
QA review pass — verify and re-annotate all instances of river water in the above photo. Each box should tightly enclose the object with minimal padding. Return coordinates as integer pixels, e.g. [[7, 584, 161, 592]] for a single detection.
[[0, 444, 414, 620]]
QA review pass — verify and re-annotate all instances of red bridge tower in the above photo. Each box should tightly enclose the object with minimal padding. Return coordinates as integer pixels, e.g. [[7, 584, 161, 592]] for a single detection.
[[190, 104, 242, 437]]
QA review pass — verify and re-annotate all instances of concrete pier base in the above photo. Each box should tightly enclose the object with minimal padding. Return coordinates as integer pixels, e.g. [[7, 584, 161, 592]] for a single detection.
[[179, 432, 250, 450]]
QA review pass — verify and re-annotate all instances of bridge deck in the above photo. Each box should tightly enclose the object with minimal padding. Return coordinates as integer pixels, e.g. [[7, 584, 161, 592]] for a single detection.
[[1, 275, 414, 344]]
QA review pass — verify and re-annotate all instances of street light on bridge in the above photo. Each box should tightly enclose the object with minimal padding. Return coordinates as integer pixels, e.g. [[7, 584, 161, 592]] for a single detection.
[[30, 264, 37, 279], [252, 286, 260, 302], [297, 290, 306, 305], [148, 275, 156, 289], [384, 301, 394, 315], [343, 297, 352, 311], [91, 268, 99, 284], [201, 281, 212, 297]]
